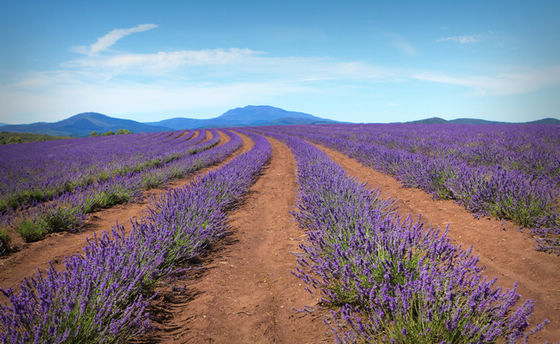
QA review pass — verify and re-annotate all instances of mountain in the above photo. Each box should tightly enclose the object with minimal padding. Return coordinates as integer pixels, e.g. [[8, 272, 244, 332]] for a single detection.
[[525, 117, 560, 125], [0, 112, 171, 136], [146, 105, 336, 129], [407, 117, 560, 125], [407, 117, 448, 124]]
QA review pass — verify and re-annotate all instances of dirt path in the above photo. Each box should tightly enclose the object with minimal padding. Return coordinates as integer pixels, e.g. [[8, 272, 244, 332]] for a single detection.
[[0, 131, 248, 293], [314, 143, 560, 342], [142, 136, 331, 344]]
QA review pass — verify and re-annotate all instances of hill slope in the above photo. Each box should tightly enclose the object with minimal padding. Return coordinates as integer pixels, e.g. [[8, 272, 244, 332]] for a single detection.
[[146, 105, 336, 129], [0, 113, 171, 136], [407, 117, 560, 125]]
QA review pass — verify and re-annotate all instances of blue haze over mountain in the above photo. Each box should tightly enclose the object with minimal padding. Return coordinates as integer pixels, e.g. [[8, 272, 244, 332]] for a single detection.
[[0, 113, 170, 137], [0, 106, 336, 136], [146, 105, 336, 130], [0, 106, 557, 137]]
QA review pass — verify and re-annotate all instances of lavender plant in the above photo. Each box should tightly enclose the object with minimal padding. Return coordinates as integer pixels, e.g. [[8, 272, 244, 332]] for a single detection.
[[257, 129, 546, 343], [0, 131, 271, 343], [4, 129, 241, 243], [0, 129, 198, 213], [264, 124, 560, 253]]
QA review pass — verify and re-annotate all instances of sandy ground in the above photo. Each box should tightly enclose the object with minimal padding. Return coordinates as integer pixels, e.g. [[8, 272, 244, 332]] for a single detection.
[[313, 142, 560, 343]]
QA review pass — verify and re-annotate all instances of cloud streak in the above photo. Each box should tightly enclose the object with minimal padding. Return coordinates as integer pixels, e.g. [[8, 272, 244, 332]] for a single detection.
[[414, 66, 560, 95], [74, 24, 158, 56], [436, 35, 480, 44]]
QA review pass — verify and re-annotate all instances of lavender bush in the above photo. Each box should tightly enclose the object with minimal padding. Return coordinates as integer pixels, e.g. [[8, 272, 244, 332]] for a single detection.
[[264, 124, 560, 254], [3, 129, 240, 243], [256, 129, 546, 343], [0, 131, 271, 343], [0, 129, 199, 213]]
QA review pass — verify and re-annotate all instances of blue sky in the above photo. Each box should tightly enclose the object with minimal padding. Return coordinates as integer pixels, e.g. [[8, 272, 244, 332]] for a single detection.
[[1, 0, 559, 124]]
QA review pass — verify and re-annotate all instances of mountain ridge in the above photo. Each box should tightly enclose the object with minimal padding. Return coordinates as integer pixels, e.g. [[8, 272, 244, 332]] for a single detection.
[[407, 117, 560, 125], [145, 105, 335, 130], [1, 108, 558, 137], [0, 112, 170, 137]]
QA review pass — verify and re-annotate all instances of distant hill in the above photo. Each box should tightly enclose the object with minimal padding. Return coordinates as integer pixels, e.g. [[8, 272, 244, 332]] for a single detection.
[[0, 106, 336, 136], [407, 117, 560, 125], [408, 117, 449, 124], [0, 112, 171, 136], [146, 105, 336, 129], [525, 118, 560, 125]]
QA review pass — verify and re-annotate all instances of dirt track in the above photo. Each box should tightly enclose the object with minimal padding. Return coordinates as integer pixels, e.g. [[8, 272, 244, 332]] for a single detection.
[[0, 130, 247, 293], [141, 135, 331, 343], [313, 142, 560, 343]]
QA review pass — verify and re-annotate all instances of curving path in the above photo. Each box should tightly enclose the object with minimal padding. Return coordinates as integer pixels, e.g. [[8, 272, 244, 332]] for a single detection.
[[141, 135, 331, 344]]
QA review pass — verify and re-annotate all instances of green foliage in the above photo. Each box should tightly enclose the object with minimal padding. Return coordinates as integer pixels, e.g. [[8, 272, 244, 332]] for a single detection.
[[90, 131, 99, 137], [41, 206, 82, 233], [83, 187, 132, 213], [140, 173, 165, 190], [116, 129, 133, 135], [17, 219, 46, 242], [15, 205, 82, 242], [0, 131, 71, 145], [0, 230, 11, 255], [101, 130, 115, 136]]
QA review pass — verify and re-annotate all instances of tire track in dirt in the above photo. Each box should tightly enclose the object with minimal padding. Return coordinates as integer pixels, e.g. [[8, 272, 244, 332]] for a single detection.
[[141, 135, 331, 344], [0, 130, 248, 293], [314, 143, 560, 342]]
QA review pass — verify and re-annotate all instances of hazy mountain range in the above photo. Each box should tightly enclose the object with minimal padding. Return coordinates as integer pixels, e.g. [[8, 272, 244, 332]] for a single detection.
[[0, 106, 335, 137], [0, 106, 558, 137], [408, 117, 560, 125]]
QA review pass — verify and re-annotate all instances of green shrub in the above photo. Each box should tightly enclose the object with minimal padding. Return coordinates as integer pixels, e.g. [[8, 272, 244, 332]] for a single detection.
[[41, 205, 82, 233], [0, 230, 11, 255], [17, 219, 46, 242]]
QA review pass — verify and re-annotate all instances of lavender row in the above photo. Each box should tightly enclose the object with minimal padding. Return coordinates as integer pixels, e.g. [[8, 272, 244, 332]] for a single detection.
[[0, 130, 203, 213], [256, 129, 545, 343], [0, 131, 271, 343], [285, 124, 560, 185], [2, 129, 237, 245], [266, 124, 560, 254]]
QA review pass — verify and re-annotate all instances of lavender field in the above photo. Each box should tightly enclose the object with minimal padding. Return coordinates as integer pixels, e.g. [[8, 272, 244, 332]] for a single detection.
[[1, 125, 558, 343]]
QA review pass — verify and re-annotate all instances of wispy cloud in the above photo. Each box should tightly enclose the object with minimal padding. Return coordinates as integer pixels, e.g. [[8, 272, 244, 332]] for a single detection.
[[413, 66, 560, 95], [436, 35, 480, 44], [73, 24, 158, 56], [387, 32, 419, 56], [66, 48, 262, 74]]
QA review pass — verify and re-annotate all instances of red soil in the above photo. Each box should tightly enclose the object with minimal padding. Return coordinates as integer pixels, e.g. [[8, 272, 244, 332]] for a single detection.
[[313, 143, 560, 343], [139, 135, 331, 343]]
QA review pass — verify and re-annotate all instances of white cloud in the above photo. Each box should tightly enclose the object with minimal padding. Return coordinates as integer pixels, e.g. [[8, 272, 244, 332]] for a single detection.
[[413, 66, 560, 95], [436, 35, 480, 44], [73, 24, 158, 56], [66, 48, 262, 73]]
